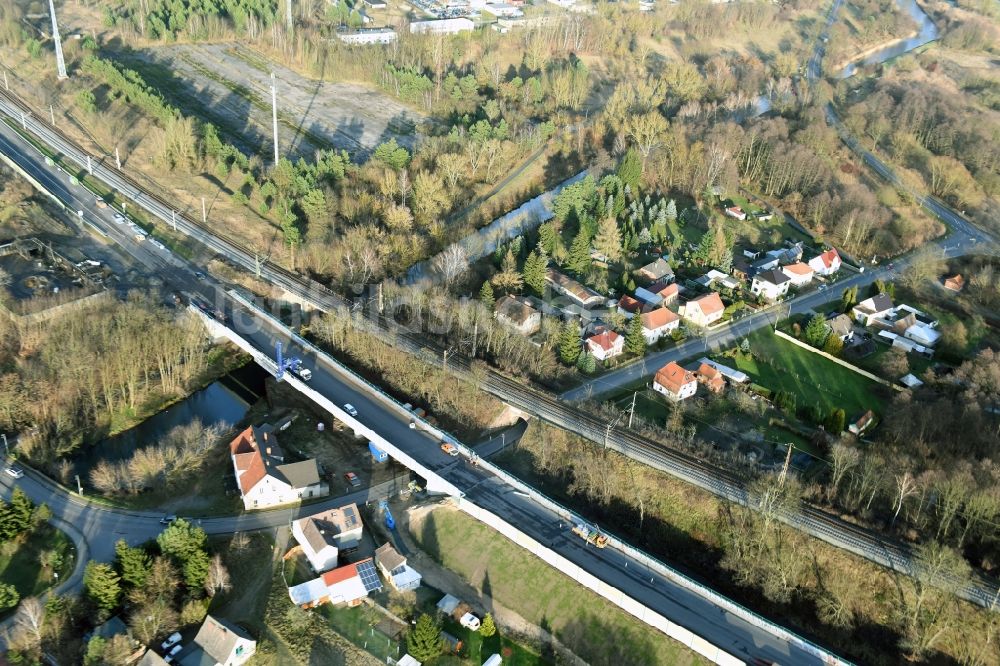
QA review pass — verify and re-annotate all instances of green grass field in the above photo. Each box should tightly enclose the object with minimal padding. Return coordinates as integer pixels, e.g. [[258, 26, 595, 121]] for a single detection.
[[0, 523, 74, 603], [414, 508, 707, 666], [718, 329, 886, 417]]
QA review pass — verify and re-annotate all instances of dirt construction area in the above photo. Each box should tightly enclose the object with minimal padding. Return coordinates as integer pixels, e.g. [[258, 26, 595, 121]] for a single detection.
[[122, 43, 422, 157]]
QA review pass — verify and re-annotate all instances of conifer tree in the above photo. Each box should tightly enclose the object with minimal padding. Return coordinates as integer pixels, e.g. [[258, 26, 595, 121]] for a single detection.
[[407, 614, 444, 662], [593, 216, 623, 263], [523, 249, 548, 296], [559, 321, 582, 365], [625, 314, 646, 355], [566, 230, 592, 275], [480, 612, 497, 637], [479, 281, 495, 309]]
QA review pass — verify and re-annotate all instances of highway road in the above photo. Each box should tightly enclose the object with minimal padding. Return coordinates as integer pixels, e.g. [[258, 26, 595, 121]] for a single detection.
[[0, 113, 837, 663]]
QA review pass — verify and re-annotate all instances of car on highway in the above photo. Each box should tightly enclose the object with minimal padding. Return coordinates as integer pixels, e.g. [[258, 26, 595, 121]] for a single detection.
[[4, 466, 24, 479], [343, 403, 358, 417], [159, 514, 177, 525], [195, 271, 206, 281], [344, 472, 361, 488], [113, 213, 125, 223], [160, 632, 181, 651], [95, 197, 107, 208], [440, 442, 459, 457], [149, 239, 166, 250]]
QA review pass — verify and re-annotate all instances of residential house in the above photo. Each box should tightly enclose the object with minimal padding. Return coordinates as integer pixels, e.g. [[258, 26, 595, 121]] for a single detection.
[[852, 294, 895, 326], [375, 543, 422, 591], [494, 295, 541, 335], [781, 262, 814, 287], [943, 274, 965, 292], [138, 651, 169, 666], [905, 321, 941, 348], [409, 17, 474, 34], [766, 242, 804, 265], [696, 363, 726, 393], [724, 206, 747, 221], [546, 269, 604, 308], [682, 292, 725, 327], [91, 615, 129, 641], [637, 257, 674, 283], [695, 269, 741, 291], [697, 358, 749, 384], [651, 282, 680, 306], [753, 210, 775, 221], [900, 373, 924, 389], [288, 559, 382, 608], [292, 504, 364, 573], [653, 362, 697, 401], [617, 294, 643, 318], [175, 615, 256, 666], [586, 330, 624, 361], [825, 314, 855, 342], [808, 248, 842, 276], [731, 256, 754, 281], [750, 255, 780, 274], [750, 269, 791, 301], [848, 410, 875, 435], [230, 426, 328, 510], [640, 308, 680, 344]]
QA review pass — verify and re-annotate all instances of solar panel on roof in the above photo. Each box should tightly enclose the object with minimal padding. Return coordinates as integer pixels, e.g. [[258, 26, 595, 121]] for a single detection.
[[357, 560, 382, 593]]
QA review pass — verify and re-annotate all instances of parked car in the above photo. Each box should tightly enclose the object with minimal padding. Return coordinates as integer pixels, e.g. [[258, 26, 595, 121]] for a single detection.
[[344, 472, 361, 488], [165, 643, 183, 661], [4, 466, 24, 479], [159, 514, 177, 525], [440, 442, 459, 457], [160, 632, 181, 651], [343, 403, 358, 417]]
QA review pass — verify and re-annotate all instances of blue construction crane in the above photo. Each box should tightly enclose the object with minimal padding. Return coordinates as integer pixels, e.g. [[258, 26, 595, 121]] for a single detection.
[[275, 341, 308, 381]]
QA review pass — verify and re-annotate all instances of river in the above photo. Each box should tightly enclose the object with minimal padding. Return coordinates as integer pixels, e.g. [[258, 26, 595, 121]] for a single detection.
[[76, 363, 267, 468], [839, 0, 939, 78]]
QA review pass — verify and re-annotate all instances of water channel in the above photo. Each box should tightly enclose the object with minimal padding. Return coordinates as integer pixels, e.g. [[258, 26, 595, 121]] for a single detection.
[[839, 0, 939, 78]]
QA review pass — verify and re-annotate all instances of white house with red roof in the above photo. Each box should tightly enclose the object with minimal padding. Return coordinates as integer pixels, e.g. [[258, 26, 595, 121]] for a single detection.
[[288, 558, 382, 608], [230, 425, 328, 510], [586, 330, 624, 361], [681, 292, 724, 327], [653, 362, 697, 401], [640, 308, 680, 344], [808, 248, 841, 276], [724, 206, 747, 221], [781, 262, 814, 287]]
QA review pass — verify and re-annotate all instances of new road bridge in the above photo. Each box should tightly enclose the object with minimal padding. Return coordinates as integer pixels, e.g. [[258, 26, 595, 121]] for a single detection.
[[0, 101, 842, 665]]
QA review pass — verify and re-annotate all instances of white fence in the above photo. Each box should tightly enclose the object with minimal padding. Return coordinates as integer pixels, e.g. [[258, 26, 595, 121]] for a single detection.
[[208, 296, 850, 666]]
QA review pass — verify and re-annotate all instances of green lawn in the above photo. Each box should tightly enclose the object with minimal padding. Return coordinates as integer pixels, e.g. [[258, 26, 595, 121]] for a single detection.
[[318, 602, 404, 663], [438, 613, 544, 666], [0, 523, 74, 604], [716, 329, 886, 417], [414, 508, 707, 666]]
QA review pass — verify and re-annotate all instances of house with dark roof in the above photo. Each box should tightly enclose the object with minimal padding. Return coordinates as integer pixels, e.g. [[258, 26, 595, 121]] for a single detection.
[[750, 269, 791, 301], [494, 295, 541, 335], [825, 313, 855, 342], [652, 362, 697, 401], [292, 504, 364, 572], [852, 294, 895, 326], [637, 257, 674, 283], [229, 425, 328, 510], [176, 615, 255, 666], [375, 542, 422, 591]]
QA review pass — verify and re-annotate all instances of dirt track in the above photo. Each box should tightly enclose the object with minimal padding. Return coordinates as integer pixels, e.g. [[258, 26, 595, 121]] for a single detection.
[[127, 43, 423, 158]]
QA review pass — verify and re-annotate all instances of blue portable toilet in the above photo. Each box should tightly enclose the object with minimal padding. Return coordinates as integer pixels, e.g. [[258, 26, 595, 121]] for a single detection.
[[368, 441, 388, 463]]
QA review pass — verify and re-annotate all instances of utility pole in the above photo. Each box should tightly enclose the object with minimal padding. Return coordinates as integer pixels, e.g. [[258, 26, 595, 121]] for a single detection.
[[628, 391, 637, 429], [48, 0, 68, 80], [286, 0, 294, 33], [2, 70, 7, 91], [19, 111, 27, 130], [778, 443, 793, 489], [115, 147, 121, 170], [1, 433, 7, 456], [270, 72, 280, 166], [49, 104, 55, 125], [74, 474, 82, 495], [171, 209, 177, 231], [201, 196, 207, 224], [86, 155, 92, 175]]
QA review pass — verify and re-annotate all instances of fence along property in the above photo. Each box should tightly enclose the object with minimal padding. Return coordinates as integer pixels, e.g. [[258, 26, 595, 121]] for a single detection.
[[213, 294, 850, 666]]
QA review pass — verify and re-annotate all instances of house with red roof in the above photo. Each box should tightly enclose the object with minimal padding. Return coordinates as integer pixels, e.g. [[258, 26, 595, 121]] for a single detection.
[[696, 363, 726, 393], [617, 294, 644, 318], [586, 330, 624, 361], [781, 262, 814, 287], [640, 308, 680, 344], [230, 425, 328, 510], [681, 292, 724, 327], [288, 558, 382, 608], [724, 206, 747, 221], [653, 362, 697, 401], [808, 248, 841, 276]]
